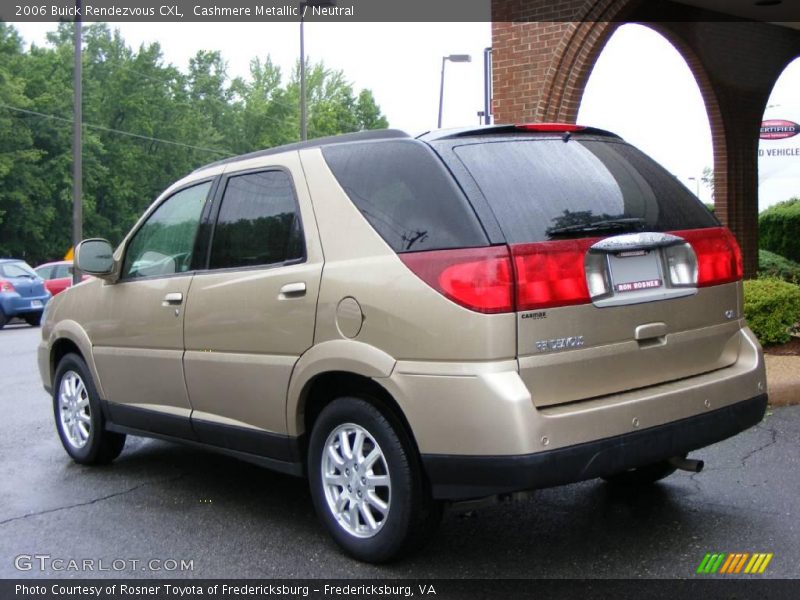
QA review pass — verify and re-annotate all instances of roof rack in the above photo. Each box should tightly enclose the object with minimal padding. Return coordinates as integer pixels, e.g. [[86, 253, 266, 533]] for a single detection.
[[194, 129, 411, 172]]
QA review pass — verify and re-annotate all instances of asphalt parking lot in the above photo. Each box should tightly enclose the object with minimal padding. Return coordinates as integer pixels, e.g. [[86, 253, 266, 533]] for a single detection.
[[1, 323, 798, 579]]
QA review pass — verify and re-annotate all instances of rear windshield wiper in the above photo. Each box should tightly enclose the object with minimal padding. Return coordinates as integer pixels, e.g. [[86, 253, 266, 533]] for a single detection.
[[546, 217, 646, 237]]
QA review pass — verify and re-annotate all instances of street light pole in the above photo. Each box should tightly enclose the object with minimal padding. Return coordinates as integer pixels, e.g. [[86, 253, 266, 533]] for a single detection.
[[483, 47, 492, 125], [437, 54, 471, 129]]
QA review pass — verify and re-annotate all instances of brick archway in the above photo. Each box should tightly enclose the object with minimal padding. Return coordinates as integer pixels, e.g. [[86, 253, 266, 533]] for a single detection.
[[491, 0, 634, 124]]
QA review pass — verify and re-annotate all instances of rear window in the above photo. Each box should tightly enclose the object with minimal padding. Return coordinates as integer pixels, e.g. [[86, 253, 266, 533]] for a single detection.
[[322, 140, 487, 252], [450, 138, 717, 244], [1, 261, 36, 278]]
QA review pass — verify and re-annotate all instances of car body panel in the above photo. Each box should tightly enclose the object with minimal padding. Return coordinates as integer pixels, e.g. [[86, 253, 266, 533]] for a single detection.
[[383, 325, 763, 456], [287, 339, 397, 437], [298, 148, 517, 364], [38, 315, 100, 396], [517, 288, 743, 407], [69, 275, 194, 417], [183, 151, 324, 439]]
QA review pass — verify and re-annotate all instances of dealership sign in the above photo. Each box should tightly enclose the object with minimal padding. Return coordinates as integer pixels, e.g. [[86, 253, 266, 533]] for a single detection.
[[760, 119, 799, 140], [758, 113, 800, 210]]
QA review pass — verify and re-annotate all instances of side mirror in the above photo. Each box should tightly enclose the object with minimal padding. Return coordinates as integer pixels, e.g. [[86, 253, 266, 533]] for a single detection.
[[75, 239, 115, 276]]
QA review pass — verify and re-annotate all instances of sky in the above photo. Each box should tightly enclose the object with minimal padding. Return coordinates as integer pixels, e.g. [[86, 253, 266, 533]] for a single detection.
[[12, 21, 800, 209]]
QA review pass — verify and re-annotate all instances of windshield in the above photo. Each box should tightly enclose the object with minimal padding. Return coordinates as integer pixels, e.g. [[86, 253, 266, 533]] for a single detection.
[[450, 138, 718, 243]]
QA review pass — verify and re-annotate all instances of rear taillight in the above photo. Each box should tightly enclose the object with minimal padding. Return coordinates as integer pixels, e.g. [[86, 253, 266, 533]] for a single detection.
[[0, 280, 15, 293], [399, 247, 513, 314], [584, 252, 612, 299], [401, 227, 741, 314], [673, 227, 743, 287], [663, 243, 698, 287], [511, 239, 597, 310], [402, 241, 598, 313]]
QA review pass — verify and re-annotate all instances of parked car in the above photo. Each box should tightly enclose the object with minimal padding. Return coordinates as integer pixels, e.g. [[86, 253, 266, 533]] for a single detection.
[[35, 260, 88, 296], [38, 125, 767, 562], [0, 258, 51, 328]]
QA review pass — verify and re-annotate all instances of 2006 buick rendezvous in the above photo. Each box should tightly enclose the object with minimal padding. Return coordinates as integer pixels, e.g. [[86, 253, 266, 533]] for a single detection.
[[39, 124, 767, 562]]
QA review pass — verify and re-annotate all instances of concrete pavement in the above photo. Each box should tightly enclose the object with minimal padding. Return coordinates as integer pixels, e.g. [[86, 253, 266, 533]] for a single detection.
[[765, 354, 800, 407], [1, 324, 798, 579]]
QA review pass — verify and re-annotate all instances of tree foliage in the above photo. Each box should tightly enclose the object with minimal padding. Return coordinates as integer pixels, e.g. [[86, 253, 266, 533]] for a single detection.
[[759, 198, 800, 264], [0, 23, 389, 264], [744, 277, 800, 345]]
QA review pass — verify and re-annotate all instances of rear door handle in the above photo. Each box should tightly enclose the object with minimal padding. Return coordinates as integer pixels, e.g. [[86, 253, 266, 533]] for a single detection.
[[163, 292, 183, 306], [279, 282, 306, 298]]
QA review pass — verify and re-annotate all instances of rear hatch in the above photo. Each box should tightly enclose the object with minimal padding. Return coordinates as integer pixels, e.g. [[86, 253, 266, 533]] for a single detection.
[[429, 128, 743, 407], [1, 261, 48, 302]]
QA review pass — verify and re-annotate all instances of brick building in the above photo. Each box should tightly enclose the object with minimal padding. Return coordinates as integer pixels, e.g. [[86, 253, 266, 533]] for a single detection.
[[490, 0, 800, 276]]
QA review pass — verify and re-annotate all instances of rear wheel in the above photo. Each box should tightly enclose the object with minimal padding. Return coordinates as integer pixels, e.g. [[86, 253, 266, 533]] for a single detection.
[[308, 396, 441, 562], [0, 309, 6, 329], [53, 353, 126, 465], [25, 313, 42, 327], [602, 460, 678, 486]]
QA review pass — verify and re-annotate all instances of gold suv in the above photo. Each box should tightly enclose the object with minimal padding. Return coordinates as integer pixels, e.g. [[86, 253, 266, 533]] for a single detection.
[[39, 125, 767, 562]]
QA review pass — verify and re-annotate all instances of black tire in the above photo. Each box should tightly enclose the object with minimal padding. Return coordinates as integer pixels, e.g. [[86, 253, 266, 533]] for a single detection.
[[0, 309, 6, 329], [308, 396, 441, 563], [602, 460, 678, 486], [25, 313, 42, 327], [53, 353, 126, 465]]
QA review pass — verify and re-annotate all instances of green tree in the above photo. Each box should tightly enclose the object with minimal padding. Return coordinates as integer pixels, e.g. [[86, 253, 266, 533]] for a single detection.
[[356, 89, 389, 130], [0, 23, 45, 261], [0, 24, 389, 264]]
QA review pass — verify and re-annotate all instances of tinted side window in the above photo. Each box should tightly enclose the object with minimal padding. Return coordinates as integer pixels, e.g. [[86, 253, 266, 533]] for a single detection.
[[209, 170, 304, 270], [451, 138, 717, 244], [122, 181, 211, 279], [322, 140, 487, 253]]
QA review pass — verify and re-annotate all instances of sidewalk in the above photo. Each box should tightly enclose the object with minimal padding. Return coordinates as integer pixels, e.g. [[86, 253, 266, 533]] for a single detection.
[[765, 354, 800, 406]]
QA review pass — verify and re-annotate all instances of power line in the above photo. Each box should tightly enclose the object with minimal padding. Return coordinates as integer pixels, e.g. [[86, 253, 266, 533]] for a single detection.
[[0, 102, 234, 157]]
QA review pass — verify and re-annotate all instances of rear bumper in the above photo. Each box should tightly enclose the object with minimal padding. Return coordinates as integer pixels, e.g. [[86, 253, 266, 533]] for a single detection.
[[422, 392, 767, 500], [0, 292, 49, 316]]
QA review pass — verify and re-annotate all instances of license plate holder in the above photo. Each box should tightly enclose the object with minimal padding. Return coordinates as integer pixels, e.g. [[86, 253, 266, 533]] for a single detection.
[[608, 250, 663, 294]]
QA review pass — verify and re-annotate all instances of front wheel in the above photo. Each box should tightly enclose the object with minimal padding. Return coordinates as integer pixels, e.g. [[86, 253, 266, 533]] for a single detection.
[[53, 353, 126, 465], [307, 396, 441, 563]]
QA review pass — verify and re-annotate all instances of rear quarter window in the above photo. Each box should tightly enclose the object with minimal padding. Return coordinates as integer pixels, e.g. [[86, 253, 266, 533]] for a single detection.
[[322, 140, 488, 252]]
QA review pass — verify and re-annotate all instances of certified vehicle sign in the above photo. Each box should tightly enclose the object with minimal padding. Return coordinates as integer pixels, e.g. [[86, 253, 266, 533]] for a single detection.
[[760, 119, 799, 140]]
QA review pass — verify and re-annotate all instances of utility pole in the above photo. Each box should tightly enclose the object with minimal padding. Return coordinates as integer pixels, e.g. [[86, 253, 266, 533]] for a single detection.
[[72, 0, 82, 283]]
